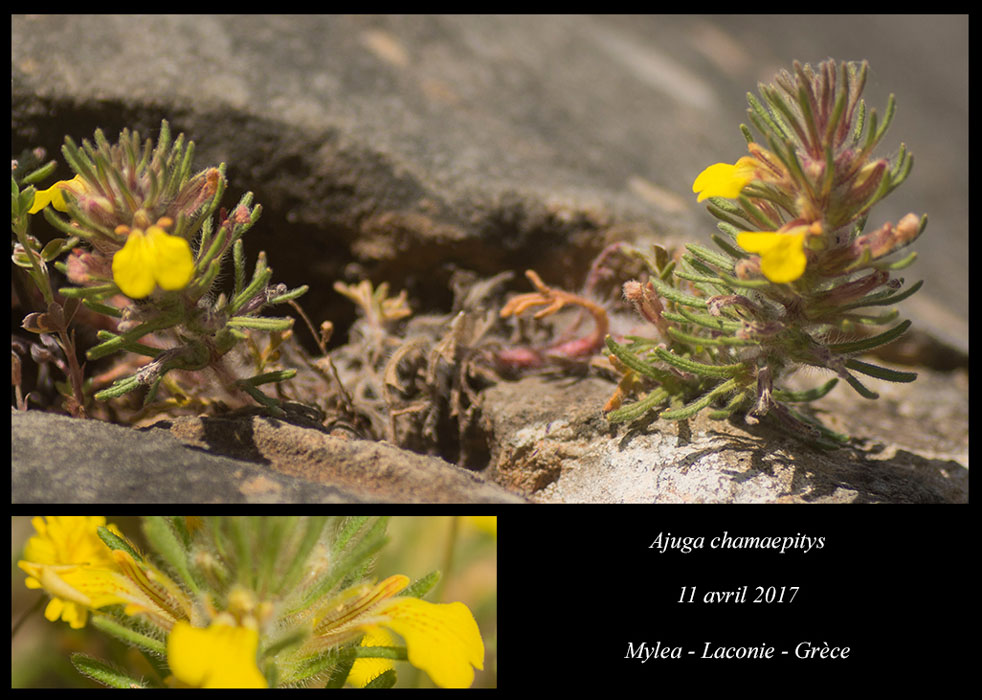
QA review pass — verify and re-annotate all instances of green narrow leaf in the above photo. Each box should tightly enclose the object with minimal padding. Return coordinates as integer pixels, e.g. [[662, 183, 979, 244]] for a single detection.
[[257, 517, 296, 597], [841, 308, 900, 326], [860, 106, 880, 157], [773, 378, 839, 402], [716, 271, 773, 289], [262, 626, 312, 660], [263, 658, 279, 690], [737, 193, 780, 230], [881, 143, 913, 195], [842, 372, 879, 399], [238, 369, 297, 386], [881, 250, 918, 271], [795, 79, 821, 150], [826, 320, 911, 354], [845, 358, 917, 383], [227, 316, 295, 331], [763, 84, 807, 145], [60, 137, 98, 187], [342, 516, 390, 583], [334, 516, 372, 554], [70, 653, 149, 688], [706, 390, 750, 419], [402, 570, 441, 599], [231, 382, 287, 417], [39, 236, 74, 262], [748, 90, 794, 142], [294, 522, 390, 614], [659, 378, 739, 421], [90, 615, 166, 656], [195, 219, 229, 271], [107, 161, 139, 212], [712, 232, 748, 259], [666, 325, 757, 347], [355, 645, 409, 661], [276, 516, 330, 596], [673, 267, 728, 286], [93, 374, 143, 401], [269, 284, 309, 305], [325, 647, 358, 689], [840, 279, 923, 311], [659, 392, 716, 421], [170, 516, 193, 548], [233, 238, 246, 298], [872, 92, 897, 145], [81, 298, 124, 318], [655, 347, 746, 378], [605, 336, 677, 385], [705, 199, 757, 231], [19, 159, 59, 186], [229, 265, 273, 315], [606, 386, 670, 424], [224, 517, 254, 589], [178, 139, 196, 186], [141, 516, 200, 595], [364, 669, 398, 688], [289, 647, 345, 686], [676, 305, 743, 332], [97, 526, 143, 562], [824, 78, 849, 145], [659, 259, 676, 282], [86, 309, 184, 360], [684, 257, 733, 298], [685, 243, 737, 272], [647, 273, 708, 309], [851, 98, 867, 143]]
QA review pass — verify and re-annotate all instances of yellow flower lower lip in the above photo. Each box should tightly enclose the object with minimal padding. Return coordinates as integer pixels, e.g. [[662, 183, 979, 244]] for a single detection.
[[371, 597, 485, 689], [27, 175, 87, 214], [311, 573, 486, 688], [692, 157, 757, 202], [736, 230, 808, 283], [167, 621, 268, 688], [111, 218, 195, 299]]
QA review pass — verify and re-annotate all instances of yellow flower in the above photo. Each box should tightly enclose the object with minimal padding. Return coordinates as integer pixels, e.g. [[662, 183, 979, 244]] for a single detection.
[[167, 620, 268, 688], [311, 574, 486, 688], [111, 217, 194, 299], [370, 597, 486, 689], [692, 157, 758, 202], [17, 516, 126, 629], [736, 229, 808, 283], [27, 175, 87, 214], [18, 516, 191, 632]]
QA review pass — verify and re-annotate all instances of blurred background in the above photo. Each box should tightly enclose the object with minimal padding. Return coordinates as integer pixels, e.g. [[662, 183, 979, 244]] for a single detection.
[[13, 15, 967, 356], [11, 516, 497, 688]]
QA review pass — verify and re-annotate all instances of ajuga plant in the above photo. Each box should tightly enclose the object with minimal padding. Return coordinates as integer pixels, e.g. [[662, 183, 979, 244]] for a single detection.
[[594, 59, 926, 443], [11, 121, 307, 417], [14, 516, 489, 688]]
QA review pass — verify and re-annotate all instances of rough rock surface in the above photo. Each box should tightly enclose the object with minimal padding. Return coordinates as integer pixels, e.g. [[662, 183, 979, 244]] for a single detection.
[[480, 371, 967, 503], [12, 409, 360, 503], [11, 15, 968, 503], [12, 409, 525, 503]]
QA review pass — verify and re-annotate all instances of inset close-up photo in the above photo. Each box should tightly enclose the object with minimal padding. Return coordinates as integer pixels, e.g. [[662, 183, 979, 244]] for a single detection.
[[11, 516, 497, 688]]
